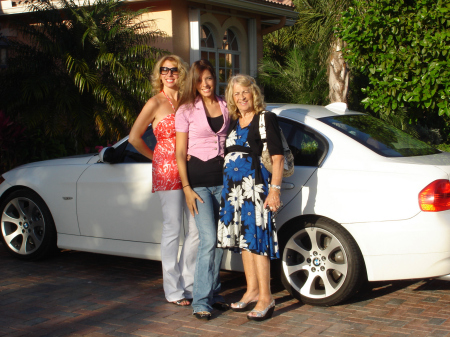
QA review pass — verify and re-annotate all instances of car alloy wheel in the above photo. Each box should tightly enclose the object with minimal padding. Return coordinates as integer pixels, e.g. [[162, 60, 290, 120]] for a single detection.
[[280, 217, 365, 306], [0, 189, 57, 260]]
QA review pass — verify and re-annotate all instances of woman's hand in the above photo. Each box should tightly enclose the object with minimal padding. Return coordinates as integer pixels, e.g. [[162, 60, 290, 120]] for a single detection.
[[264, 188, 281, 212], [176, 132, 203, 216], [183, 187, 204, 216], [264, 154, 284, 212]]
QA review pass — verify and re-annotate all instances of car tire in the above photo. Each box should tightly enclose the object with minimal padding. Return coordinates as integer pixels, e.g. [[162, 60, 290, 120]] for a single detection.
[[0, 189, 57, 260], [279, 216, 365, 306]]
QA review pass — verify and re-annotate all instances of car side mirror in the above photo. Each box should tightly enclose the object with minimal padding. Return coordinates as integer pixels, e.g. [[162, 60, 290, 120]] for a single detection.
[[99, 147, 115, 163]]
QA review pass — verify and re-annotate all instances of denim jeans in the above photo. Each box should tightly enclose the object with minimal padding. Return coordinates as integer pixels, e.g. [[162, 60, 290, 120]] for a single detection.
[[192, 185, 225, 313]]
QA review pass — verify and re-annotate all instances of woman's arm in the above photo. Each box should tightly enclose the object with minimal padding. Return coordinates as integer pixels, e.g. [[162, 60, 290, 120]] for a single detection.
[[129, 98, 157, 160], [263, 154, 284, 210], [262, 112, 285, 211], [175, 131, 203, 216]]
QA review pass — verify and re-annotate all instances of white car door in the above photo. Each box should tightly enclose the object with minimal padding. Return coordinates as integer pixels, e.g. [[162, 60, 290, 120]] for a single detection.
[[277, 117, 328, 211], [76, 127, 167, 244]]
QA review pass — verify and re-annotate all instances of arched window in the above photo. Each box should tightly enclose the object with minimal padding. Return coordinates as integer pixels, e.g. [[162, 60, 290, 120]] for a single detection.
[[218, 29, 240, 94], [200, 25, 216, 66], [200, 25, 241, 95]]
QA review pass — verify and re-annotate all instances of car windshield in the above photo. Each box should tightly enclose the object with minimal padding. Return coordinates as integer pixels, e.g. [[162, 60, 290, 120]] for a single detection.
[[319, 114, 440, 157]]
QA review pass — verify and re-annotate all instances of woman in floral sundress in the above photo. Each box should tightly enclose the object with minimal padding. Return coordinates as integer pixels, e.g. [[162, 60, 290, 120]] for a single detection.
[[217, 74, 284, 321]]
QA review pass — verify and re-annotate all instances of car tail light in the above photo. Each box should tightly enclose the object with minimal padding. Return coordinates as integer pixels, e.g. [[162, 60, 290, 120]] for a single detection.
[[419, 179, 450, 212]]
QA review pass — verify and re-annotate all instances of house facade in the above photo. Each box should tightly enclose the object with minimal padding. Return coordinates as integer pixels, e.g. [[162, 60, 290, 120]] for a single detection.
[[0, 0, 297, 93]]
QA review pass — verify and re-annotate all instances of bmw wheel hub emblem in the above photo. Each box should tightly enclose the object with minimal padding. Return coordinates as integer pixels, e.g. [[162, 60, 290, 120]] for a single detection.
[[23, 223, 29, 229], [313, 258, 321, 266]]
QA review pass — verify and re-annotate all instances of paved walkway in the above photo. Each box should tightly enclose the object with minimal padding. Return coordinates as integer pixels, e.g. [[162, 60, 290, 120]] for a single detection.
[[0, 245, 449, 337]]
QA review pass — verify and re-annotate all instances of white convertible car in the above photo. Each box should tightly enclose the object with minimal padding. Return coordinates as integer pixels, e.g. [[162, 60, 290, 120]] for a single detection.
[[1, 103, 450, 306]]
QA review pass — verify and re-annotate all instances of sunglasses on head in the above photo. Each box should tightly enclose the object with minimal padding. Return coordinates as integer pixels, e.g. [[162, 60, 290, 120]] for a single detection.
[[160, 67, 179, 75]]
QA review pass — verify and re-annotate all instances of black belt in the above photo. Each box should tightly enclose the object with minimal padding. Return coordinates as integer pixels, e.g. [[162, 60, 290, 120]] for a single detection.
[[226, 145, 263, 185]]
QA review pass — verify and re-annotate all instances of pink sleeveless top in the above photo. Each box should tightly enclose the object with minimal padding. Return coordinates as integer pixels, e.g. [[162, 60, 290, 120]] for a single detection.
[[152, 113, 182, 192]]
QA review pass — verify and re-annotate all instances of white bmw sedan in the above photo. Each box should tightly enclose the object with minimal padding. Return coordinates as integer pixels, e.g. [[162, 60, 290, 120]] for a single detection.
[[1, 103, 449, 306]]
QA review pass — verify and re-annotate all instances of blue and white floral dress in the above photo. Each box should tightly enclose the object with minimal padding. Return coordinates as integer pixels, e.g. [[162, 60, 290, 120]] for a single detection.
[[217, 122, 279, 259]]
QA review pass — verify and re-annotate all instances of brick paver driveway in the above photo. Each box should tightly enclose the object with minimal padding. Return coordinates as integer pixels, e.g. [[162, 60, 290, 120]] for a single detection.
[[0, 244, 449, 337]]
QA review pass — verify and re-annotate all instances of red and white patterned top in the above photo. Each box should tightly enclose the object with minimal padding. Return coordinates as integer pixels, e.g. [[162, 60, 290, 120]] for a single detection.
[[152, 113, 182, 192]]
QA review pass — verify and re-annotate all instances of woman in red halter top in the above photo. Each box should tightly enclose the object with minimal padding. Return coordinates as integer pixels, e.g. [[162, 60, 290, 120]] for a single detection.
[[129, 55, 198, 306], [151, 102, 181, 192]]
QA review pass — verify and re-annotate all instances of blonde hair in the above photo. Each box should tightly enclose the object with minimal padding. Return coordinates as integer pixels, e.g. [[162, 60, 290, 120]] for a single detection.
[[151, 54, 189, 96], [177, 59, 216, 110], [225, 74, 266, 120]]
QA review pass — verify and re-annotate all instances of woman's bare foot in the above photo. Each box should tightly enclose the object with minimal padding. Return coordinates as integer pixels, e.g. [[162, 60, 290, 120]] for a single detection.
[[251, 296, 274, 313], [230, 290, 259, 310], [171, 298, 192, 306]]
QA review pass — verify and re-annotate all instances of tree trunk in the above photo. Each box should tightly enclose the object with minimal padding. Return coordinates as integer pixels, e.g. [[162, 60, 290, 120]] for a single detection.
[[328, 38, 349, 103]]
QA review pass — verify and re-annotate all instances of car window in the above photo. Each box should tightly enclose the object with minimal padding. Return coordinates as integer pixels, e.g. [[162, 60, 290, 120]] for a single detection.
[[122, 126, 157, 163], [278, 118, 328, 167], [319, 115, 440, 157]]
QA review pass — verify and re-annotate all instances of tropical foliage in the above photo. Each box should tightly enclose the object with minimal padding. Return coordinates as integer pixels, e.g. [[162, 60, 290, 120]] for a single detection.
[[0, 111, 26, 175], [262, 27, 293, 66], [0, 0, 165, 150], [0, 111, 75, 175], [339, 0, 450, 131], [259, 45, 328, 105], [260, 0, 354, 104], [288, 0, 352, 63]]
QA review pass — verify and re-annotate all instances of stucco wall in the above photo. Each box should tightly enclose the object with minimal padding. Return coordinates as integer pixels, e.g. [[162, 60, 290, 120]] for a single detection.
[[126, 0, 190, 64]]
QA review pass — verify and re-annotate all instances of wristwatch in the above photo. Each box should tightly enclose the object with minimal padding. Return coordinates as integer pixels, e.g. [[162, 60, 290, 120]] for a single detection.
[[269, 184, 281, 190]]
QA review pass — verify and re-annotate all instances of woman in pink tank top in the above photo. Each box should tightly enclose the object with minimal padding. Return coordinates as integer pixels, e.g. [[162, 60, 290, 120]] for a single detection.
[[129, 55, 199, 306]]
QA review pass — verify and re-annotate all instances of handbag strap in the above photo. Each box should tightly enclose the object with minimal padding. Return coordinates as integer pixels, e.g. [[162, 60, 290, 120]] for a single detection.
[[260, 111, 292, 170], [259, 110, 290, 153], [280, 127, 290, 152], [259, 111, 268, 152]]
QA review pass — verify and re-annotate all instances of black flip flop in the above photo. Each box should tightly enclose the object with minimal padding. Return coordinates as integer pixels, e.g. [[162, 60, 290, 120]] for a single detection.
[[212, 302, 230, 311], [194, 311, 211, 320]]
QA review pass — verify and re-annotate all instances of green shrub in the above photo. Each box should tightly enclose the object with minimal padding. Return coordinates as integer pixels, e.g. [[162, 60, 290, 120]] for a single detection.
[[339, 0, 450, 133], [437, 143, 450, 153], [0, 116, 78, 175]]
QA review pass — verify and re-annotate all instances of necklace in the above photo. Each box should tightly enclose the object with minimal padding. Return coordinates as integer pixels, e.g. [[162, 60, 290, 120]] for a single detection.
[[161, 90, 175, 112]]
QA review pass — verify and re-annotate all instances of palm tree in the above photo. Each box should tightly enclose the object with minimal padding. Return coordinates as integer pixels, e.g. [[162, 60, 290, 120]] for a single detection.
[[262, 27, 293, 66], [292, 0, 353, 103], [259, 45, 328, 105], [0, 0, 166, 148], [262, 0, 353, 104]]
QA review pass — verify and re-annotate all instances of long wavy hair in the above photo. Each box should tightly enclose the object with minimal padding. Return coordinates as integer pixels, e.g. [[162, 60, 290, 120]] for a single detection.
[[151, 55, 189, 96], [225, 74, 266, 120], [177, 59, 216, 110]]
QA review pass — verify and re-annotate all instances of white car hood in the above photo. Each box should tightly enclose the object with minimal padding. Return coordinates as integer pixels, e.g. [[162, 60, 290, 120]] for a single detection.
[[388, 151, 450, 178], [8, 154, 97, 171]]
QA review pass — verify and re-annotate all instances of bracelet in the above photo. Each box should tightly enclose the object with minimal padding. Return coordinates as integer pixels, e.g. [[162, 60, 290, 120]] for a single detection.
[[182, 185, 190, 189], [269, 184, 281, 190]]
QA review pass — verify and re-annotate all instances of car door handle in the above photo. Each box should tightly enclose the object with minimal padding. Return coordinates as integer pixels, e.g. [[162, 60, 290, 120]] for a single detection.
[[281, 182, 295, 190]]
